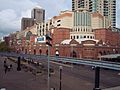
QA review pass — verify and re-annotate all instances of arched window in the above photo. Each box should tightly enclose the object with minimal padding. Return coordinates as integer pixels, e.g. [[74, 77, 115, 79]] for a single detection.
[[74, 36, 75, 39], [84, 36, 86, 38], [26, 31, 32, 40], [77, 36, 79, 39], [90, 36, 92, 39]]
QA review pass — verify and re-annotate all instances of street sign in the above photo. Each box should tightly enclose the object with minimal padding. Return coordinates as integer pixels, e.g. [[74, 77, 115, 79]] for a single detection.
[[35, 36, 46, 43]]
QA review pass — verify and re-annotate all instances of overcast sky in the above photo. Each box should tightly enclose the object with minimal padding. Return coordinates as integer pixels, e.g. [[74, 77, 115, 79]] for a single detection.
[[0, 0, 120, 39]]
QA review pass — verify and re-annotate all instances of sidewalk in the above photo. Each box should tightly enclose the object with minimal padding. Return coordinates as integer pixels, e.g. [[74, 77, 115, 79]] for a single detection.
[[0, 56, 47, 90]]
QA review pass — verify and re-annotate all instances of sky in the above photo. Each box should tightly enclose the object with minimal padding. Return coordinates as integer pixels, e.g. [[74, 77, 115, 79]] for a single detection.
[[0, 0, 120, 39]]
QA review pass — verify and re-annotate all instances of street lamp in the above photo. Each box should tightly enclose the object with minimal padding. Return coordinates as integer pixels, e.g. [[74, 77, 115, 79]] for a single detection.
[[59, 66, 63, 90], [48, 44, 50, 90], [46, 32, 53, 90]]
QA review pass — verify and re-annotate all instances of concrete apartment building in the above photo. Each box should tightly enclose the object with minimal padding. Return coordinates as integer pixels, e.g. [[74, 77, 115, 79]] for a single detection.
[[72, 0, 116, 28], [31, 6, 45, 23], [21, 18, 35, 31], [21, 6, 45, 31]]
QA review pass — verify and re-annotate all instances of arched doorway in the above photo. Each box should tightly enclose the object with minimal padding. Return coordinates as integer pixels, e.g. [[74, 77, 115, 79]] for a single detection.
[[39, 49, 42, 55], [25, 49, 27, 54], [34, 49, 36, 55], [70, 51, 77, 58], [103, 51, 106, 55], [98, 51, 102, 55], [46, 49, 48, 55]]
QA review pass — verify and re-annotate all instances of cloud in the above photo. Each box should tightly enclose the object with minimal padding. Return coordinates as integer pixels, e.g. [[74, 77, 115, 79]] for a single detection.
[[0, 0, 119, 40], [0, 0, 71, 39], [0, 9, 20, 37], [35, 0, 71, 19], [0, 0, 39, 39]]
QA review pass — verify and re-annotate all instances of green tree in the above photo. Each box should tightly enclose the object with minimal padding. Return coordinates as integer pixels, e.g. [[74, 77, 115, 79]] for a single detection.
[[0, 41, 13, 52]]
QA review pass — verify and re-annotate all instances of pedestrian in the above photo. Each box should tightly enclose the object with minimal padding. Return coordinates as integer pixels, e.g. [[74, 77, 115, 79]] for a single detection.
[[4, 65, 8, 74], [4, 60, 6, 68]]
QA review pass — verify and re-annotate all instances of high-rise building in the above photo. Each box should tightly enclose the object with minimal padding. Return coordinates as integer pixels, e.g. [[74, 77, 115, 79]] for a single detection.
[[21, 18, 35, 31], [72, 0, 116, 27], [31, 6, 45, 23]]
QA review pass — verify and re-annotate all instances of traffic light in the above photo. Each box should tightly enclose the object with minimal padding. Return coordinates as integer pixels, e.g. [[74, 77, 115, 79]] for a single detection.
[[46, 33, 52, 47]]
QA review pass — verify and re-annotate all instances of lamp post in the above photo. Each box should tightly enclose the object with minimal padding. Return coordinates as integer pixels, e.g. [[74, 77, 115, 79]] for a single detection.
[[46, 33, 52, 90], [29, 49, 31, 61], [46, 25, 54, 90], [48, 45, 50, 90], [59, 66, 63, 90]]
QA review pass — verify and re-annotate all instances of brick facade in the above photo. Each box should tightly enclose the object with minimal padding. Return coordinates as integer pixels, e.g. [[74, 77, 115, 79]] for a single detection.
[[95, 28, 120, 46], [6, 28, 120, 60]]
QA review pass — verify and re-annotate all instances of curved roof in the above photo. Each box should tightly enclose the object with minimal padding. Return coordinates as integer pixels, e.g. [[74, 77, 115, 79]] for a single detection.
[[61, 39, 71, 44], [61, 39, 99, 44]]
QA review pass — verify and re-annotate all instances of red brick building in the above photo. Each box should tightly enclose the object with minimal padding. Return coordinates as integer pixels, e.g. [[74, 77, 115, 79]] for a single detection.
[[95, 28, 120, 46], [6, 28, 120, 60], [50, 28, 70, 44]]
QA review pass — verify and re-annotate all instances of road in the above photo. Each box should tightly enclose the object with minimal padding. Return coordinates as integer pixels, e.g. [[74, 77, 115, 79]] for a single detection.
[[36, 57, 120, 90], [0, 55, 120, 90], [0, 56, 47, 90]]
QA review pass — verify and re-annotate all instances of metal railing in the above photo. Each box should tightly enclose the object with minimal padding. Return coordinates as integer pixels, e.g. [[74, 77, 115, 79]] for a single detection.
[[0, 52, 120, 70]]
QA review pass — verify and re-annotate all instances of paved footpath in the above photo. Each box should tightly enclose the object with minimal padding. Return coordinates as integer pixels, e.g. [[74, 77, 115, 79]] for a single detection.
[[0, 56, 47, 90]]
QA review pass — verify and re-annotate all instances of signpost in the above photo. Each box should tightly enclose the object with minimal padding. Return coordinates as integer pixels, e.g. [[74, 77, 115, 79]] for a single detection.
[[46, 33, 52, 90]]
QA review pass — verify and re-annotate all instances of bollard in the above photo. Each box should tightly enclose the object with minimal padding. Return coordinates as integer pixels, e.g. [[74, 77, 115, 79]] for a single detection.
[[17, 56, 21, 71], [93, 67, 101, 90]]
